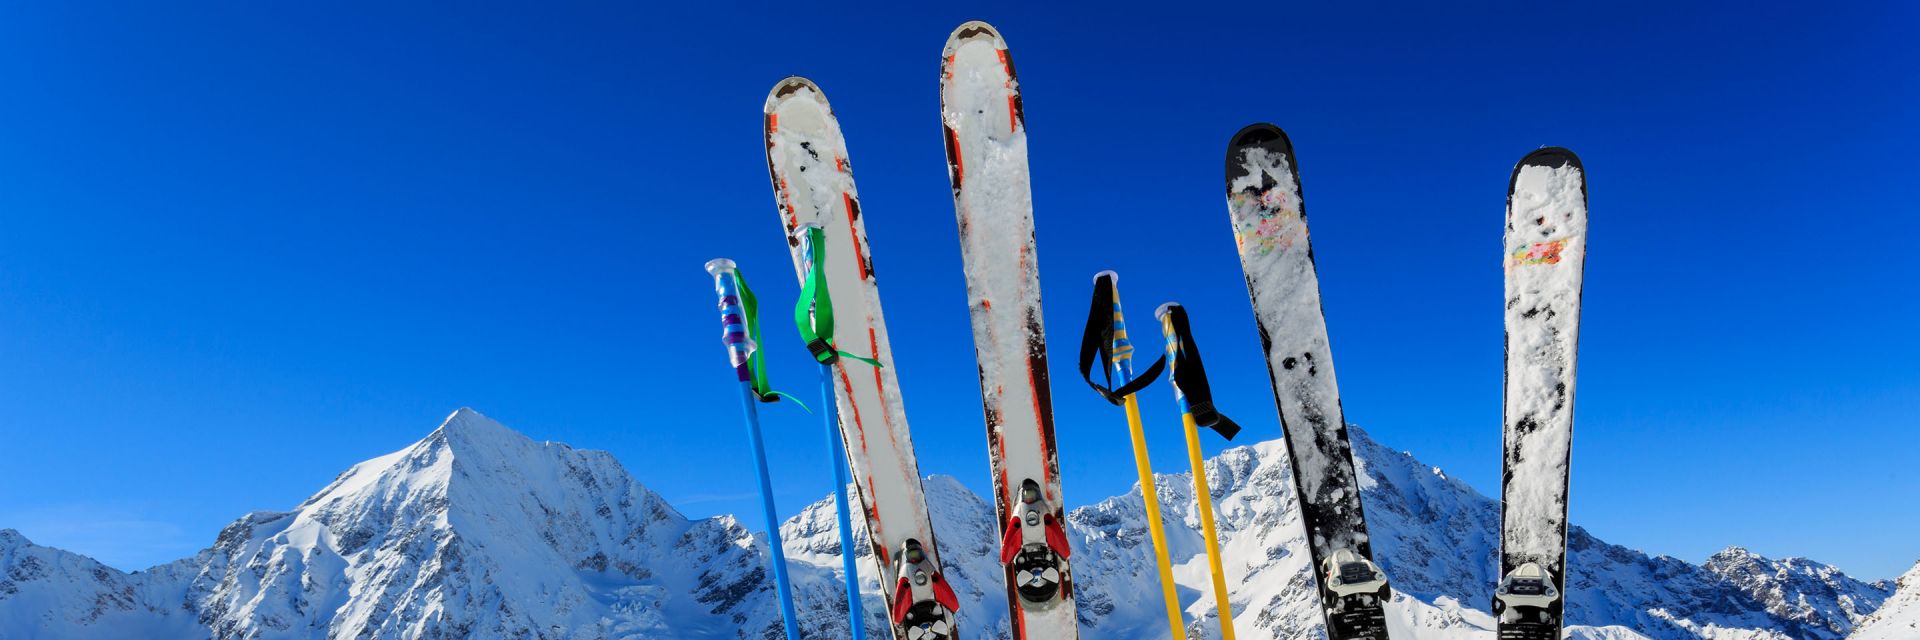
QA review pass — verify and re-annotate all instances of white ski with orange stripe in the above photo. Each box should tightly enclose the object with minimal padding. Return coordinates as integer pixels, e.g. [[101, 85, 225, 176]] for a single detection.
[[940, 21, 1078, 639], [765, 76, 959, 640]]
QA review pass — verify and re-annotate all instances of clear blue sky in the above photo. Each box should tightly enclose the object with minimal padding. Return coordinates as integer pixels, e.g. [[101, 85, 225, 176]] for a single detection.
[[2, 4, 1915, 581]]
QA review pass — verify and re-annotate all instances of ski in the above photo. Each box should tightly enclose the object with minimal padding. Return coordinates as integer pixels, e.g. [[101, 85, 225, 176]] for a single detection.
[[764, 76, 959, 640], [1224, 123, 1392, 640], [939, 21, 1078, 638], [1495, 147, 1587, 640]]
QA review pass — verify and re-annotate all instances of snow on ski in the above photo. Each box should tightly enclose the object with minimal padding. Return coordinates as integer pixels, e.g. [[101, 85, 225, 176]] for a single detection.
[[1495, 147, 1587, 640], [764, 76, 958, 640], [1224, 123, 1392, 640], [938, 21, 1078, 638]]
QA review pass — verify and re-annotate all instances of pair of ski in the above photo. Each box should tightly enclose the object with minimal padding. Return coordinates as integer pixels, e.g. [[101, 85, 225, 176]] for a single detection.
[[758, 21, 1076, 640], [1221, 126, 1590, 640]]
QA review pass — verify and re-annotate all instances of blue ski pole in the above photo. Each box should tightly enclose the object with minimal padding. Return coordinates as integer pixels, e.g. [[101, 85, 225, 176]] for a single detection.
[[792, 224, 871, 639], [705, 258, 801, 640]]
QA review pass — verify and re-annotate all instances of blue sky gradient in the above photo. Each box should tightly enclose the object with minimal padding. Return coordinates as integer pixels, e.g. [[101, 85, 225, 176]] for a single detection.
[[2, 4, 1915, 579]]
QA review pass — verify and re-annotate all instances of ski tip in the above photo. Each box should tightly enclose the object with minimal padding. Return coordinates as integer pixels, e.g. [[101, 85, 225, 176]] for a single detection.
[[1225, 123, 1295, 188], [1508, 146, 1585, 200], [945, 20, 1007, 52], [1092, 269, 1118, 285], [1229, 122, 1290, 151], [704, 258, 737, 276], [764, 76, 829, 114], [1153, 301, 1181, 320], [1516, 146, 1581, 171]]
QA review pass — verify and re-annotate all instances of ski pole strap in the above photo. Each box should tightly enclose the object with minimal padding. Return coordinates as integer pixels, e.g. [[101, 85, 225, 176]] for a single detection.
[[707, 259, 806, 408], [792, 225, 884, 369], [1078, 271, 1162, 405], [1156, 303, 1241, 440]]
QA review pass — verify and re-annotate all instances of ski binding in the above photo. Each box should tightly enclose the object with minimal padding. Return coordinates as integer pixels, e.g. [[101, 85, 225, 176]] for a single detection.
[[1493, 562, 1560, 623], [891, 539, 959, 640], [1320, 545, 1397, 599], [998, 478, 1072, 604]]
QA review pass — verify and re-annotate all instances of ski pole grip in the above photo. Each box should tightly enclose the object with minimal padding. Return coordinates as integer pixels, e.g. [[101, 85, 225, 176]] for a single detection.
[[1155, 302, 1183, 387], [792, 223, 840, 365], [1096, 271, 1135, 372], [706, 258, 755, 379], [793, 222, 825, 253], [1153, 303, 1180, 332]]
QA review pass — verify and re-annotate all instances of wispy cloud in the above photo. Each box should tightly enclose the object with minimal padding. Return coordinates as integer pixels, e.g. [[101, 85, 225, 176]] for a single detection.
[[0, 504, 200, 571], [670, 492, 761, 506]]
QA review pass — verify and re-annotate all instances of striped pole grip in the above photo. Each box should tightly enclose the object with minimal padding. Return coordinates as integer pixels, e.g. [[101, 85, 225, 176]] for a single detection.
[[706, 258, 755, 381]]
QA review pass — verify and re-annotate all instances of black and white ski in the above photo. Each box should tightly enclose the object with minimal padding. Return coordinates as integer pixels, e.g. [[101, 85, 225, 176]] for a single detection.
[[939, 21, 1078, 638], [1495, 147, 1587, 640], [765, 76, 959, 640], [1224, 123, 1392, 640]]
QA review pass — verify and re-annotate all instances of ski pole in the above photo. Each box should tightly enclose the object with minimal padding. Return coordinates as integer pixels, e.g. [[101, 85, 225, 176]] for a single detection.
[[793, 224, 871, 640], [1157, 302, 1243, 640], [705, 258, 802, 640], [1077, 272, 1185, 640]]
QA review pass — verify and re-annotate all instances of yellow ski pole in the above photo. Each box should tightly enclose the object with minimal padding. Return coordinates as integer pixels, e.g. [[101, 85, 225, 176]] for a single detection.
[[1077, 272, 1186, 639], [1157, 302, 1243, 640]]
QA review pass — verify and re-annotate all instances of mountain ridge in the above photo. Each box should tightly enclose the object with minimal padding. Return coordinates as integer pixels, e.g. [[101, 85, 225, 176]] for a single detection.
[[0, 408, 1895, 639]]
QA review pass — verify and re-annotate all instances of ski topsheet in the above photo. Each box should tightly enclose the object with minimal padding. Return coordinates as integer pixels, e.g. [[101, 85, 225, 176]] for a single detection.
[[1495, 148, 1587, 640], [1224, 124, 1392, 640], [764, 77, 958, 640], [939, 21, 1078, 638]]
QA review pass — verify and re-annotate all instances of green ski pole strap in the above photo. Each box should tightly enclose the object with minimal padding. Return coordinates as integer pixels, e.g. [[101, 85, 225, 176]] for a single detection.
[[734, 268, 807, 408], [792, 225, 884, 369]]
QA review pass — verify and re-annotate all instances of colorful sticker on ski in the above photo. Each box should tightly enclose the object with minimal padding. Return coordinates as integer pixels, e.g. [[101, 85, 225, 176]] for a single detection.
[[1509, 239, 1567, 268], [1232, 187, 1305, 257]]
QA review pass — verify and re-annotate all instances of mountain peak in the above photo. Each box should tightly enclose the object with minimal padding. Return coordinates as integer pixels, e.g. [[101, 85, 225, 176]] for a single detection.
[[427, 407, 525, 450], [0, 528, 25, 547]]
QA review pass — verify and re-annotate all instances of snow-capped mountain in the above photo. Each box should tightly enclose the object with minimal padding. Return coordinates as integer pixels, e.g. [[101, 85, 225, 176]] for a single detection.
[[1849, 560, 1920, 640], [4, 409, 797, 639], [0, 408, 1896, 639]]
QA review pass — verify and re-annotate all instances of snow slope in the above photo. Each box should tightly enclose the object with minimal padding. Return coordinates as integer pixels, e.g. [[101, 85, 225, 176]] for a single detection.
[[1848, 561, 1920, 639], [0, 409, 1894, 639]]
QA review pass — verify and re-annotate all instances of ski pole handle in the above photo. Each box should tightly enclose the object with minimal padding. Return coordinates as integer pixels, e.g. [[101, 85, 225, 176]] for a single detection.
[[707, 258, 755, 381], [1095, 270, 1139, 382], [1079, 271, 1163, 404], [791, 223, 839, 364], [1156, 302, 1241, 440], [793, 223, 824, 274], [1154, 302, 1185, 403]]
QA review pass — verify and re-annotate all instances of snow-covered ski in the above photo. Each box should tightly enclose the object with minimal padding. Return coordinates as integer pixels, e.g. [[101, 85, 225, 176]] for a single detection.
[[764, 76, 959, 640], [938, 21, 1077, 639], [1224, 123, 1392, 640], [1495, 147, 1587, 640]]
